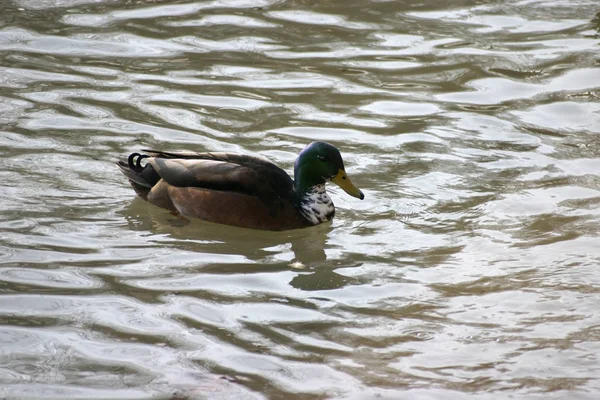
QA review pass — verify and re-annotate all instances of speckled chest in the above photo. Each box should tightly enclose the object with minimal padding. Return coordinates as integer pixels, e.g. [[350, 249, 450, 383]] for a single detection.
[[299, 184, 335, 225]]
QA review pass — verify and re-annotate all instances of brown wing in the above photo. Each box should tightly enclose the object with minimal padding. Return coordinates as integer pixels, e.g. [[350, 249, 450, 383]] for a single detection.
[[140, 150, 299, 222], [144, 150, 295, 198]]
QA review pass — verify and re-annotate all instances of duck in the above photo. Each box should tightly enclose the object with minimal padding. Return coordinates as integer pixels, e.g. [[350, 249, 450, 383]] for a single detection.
[[117, 141, 364, 231]]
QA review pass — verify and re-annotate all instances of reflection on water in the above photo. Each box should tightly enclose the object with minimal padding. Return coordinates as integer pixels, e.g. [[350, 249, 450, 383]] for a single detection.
[[1, 0, 600, 398]]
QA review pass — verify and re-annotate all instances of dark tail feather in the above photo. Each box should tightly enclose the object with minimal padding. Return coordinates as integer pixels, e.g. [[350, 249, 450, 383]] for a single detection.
[[117, 153, 161, 200]]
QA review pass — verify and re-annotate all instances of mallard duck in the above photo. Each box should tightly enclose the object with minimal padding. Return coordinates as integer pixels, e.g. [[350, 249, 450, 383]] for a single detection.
[[117, 141, 364, 231]]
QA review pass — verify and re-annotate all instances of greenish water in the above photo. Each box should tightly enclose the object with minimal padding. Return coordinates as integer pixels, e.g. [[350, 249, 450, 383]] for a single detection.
[[1, 0, 600, 399]]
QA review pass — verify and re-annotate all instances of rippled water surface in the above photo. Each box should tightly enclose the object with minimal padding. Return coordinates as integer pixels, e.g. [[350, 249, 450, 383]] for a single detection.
[[1, 0, 600, 399]]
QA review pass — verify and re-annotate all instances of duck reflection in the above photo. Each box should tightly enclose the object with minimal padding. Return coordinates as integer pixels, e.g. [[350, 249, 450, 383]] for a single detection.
[[120, 198, 348, 270], [119, 198, 361, 291]]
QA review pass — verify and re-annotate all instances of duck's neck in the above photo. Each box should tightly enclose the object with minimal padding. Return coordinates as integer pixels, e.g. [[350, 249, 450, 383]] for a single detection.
[[297, 184, 335, 225]]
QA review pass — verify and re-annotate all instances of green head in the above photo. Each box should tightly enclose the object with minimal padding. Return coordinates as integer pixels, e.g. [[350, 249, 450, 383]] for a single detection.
[[293, 141, 364, 199]]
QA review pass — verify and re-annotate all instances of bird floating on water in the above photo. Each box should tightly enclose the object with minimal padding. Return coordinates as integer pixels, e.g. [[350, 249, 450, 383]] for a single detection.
[[117, 141, 364, 231]]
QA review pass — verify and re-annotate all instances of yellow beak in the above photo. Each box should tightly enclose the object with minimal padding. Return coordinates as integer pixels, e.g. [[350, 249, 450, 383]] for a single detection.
[[331, 169, 365, 200]]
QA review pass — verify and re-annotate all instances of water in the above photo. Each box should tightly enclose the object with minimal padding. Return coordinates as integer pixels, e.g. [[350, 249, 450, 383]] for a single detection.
[[1, 0, 600, 399]]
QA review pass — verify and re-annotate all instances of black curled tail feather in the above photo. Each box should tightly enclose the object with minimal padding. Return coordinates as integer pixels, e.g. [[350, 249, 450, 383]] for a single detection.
[[117, 152, 161, 199], [128, 153, 149, 172]]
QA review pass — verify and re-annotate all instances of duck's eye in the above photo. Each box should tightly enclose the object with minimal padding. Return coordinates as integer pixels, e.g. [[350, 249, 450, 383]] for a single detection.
[[317, 155, 329, 162]]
